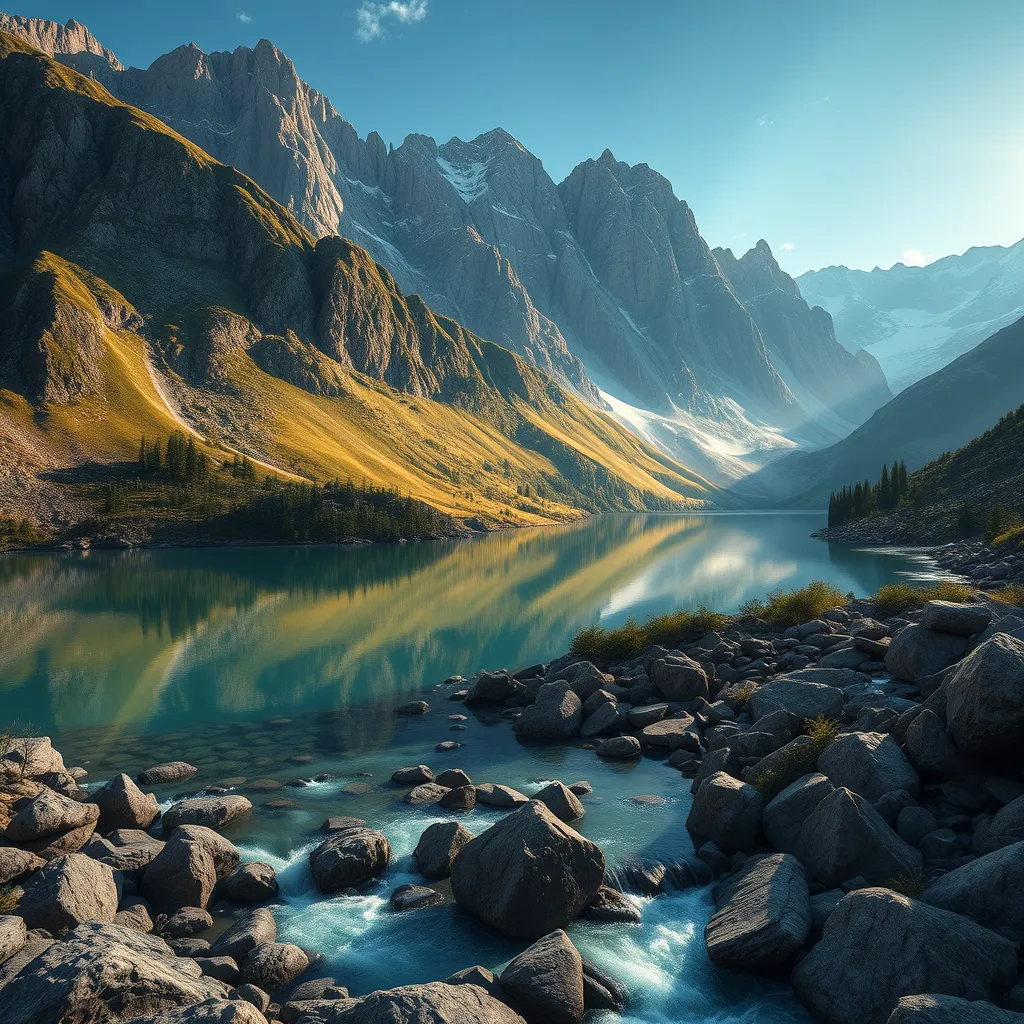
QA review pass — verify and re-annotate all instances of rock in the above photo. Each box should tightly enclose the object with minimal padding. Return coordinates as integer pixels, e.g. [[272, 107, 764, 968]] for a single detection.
[[137, 762, 198, 786], [309, 828, 391, 893], [945, 634, 1024, 754], [626, 704, 668, 728], [563, 662, 614, 700], [704, 853, 810, 971], [650, 655, 709, 701], [219, 862, 279, 903], [17, 853, 118, 933], [0, 737, 64, 779], [405, 783, 449, 806], [920, 601, 992, 637], [444, 966, 501, 998], [685, 772, 763, 854], [920, 841, 1024, 939], [242, 941, 310, 990], [500, 929, 584, 1024], [413, 821, 472, 879], [436, 769, 472, 788], [595, 735, 641, 759], [115, 898, 155, 933], [763, 773, 835, 852], [513, 682, 583, 739], [120, 998, 267, 1022], [231, 984, 270, 1011], [885, 626, 969, 682], [288, 977, 350, 1001], [0, 847, 44, 884], [321, 815, 366, 832], [794, 787, 922, 887], [791, 888, 1018, 1024], [887, 994, 1024, 1023], [581, 959, 625, 1013], [3, 788, 99, 842], [533, 782, 584, 822], [749, 675, 844, 723], [439, 785, 476, 811], [904, 710, 975, 780], [196, 956, 241, 985], [450, 801, 604, 939], [392, 765, 434, 785], [809, 890, 844, 934], [818, 732, 920, 802], [897, 807, 939, 848], [581, 885, 641, 923], [162, 796, 252, 833], [389, 884, 444, 911], [209, 908, 277, 961], [580, 701, 626, 737], [567, 781, 592, 796], [324, 981, 526, 1023], [172, 826, 240, 880], [640, 715, 698, 751], [89, 773, 160, 830], [394, 700, 429, 715], [159, 906, 213, 938], [466, 670, 525, 704], [818, 647, 871, 669], [90, 828, 168, 876], [976, 794, 1024, 853], [168, 935, 211, 957], [475, 783, 529, 807], [142, 829, 218, 912], [0, 915, 26, 967], [581, 689, 616, 718]]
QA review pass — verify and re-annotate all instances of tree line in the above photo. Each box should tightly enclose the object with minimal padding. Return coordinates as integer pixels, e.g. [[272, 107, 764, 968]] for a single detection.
[[828, 460, 908, 528]]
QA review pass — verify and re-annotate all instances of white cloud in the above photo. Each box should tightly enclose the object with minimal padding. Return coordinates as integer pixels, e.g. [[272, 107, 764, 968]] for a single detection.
[[900, 247, 937, 267], [757, 115, 773, 127], [779, 241, 795, 252], [237, 11, 252, 22], [356, 0, 427, 42]]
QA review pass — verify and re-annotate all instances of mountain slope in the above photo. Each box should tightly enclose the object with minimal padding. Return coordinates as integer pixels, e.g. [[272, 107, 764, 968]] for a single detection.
[[0, 30, 714, 532], [797, 239, 1024, 391]]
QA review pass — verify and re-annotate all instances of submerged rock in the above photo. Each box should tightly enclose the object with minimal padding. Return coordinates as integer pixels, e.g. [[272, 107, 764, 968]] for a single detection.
[[137, 762, 198, 787], [581, 885, 641, 924], [389, 884, 444, 911], [475, 783, 529, 807]]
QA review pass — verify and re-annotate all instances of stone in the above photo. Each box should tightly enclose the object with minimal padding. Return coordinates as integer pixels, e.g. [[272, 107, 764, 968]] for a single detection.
[[581, 959, 625, 1013], [567, 781, 592, 796], [124, 999, 267, 1022], [394, 700, 429, 715], [885, 626, 969, 682], [288, 977, 350, 1001], [904, 710, 975, 780], [500, 929, 584, 1024], [626, 704, 668, 728], [218, 862, 278, 903], [818, 732, 920, 802], [897, 806, 939, 848], [450, 801, 604, 939], [475, 783, 529, 807], [173, 826, 240, 880], [137, 762, 198, 787], [534, 782, 585, 822], [793, 787, 922, 888], [168, 935, 211, 957], [405, 783, 449, 806], [818, 647, 871, 669], [704, 853, 810, 970], [231, 984, 270, 1011], [3, 788, 99, 842], [309, 828, 391, 893], [162, 796, 252, 833], [209, 908, 277, 961], [89, 773, 160, 830], [242, 941, 310, 991], [0, 915, 26, 967], [142, 830, 218, 912], [887, 994, 1024, 1023], [563, 662, 614, 701], [321, 815, 366, 832], [514, 682, 583, 739], [945, 634, 1024, 754], [581, 885, 641, 923], [809, 889, 844, 934], [595, 735, 641, 759], [650, 655, 709, 702], [196, 956, 241, 985], [685, 772, 763, 854], [159, 906, 213, 938], [389, 884, 444, 911], [640, 715, 698, 751], [324, 981, 526, 1022], [90, 828, 168, 876], [115, 897, 155, 933], [0, 847, 44, 884], [763, 773, 834, 852], [920, 601, 992, 637], [580, 701, 626, 736], [749, 675, 844, 723], [413, 821, 472, 879], [976, 794, 1024, 853], [466, 671, 525, 704], [439, 785, 476, 811], [435, 769, 472, 788], [791, 888, 1018, 1024], [17, 853, 118, 933], [391, 765, 434, 785]]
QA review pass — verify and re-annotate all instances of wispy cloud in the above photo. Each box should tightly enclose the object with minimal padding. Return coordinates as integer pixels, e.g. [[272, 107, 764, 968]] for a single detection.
[[757, 115, 774, 127], [900, 247, 936, 267], [779, 241, 795, 252], [237, 11, 252, 22], [356, 0, 427, 42]]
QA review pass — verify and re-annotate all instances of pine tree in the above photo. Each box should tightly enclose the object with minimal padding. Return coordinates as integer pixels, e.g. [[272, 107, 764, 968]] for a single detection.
[[138, 435, 147, 474], [899, 461, 908, 494], [879, 464, 891, 510]]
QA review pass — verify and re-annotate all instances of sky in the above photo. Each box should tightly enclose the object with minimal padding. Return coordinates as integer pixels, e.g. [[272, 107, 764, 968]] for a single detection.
[[11, 0, 1024, 276]]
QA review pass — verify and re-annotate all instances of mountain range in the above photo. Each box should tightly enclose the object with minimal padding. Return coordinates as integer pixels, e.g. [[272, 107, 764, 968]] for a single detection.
[[0, 12, 893, 486]]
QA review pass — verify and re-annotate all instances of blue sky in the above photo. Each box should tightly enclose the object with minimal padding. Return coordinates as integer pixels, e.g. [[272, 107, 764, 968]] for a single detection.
[[12, 0, 1024, 275]]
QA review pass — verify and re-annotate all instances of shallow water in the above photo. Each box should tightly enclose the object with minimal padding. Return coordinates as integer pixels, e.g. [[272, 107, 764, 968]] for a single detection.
[[0, 512, 947, 1022]]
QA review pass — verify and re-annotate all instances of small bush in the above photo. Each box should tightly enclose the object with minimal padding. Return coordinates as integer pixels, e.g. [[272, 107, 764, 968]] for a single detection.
[[994, 524, 1024, 551], [873, 580, 975, 616], [740, 581, 845, 627], [885, 867, 927, 900], [992, 583, 1024, 606], [750, 714, 840, 799], [569, 607, 728, 663], [0, 885, 22, 914]]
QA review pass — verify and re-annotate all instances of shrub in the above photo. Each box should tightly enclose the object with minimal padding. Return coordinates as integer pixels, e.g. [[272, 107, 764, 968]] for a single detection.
[[569, 607, 728, 663], [873, 580, 975, 616], [750, 714, 840, 799], [885, 867, 927, 900], [992, 583, 1024, 606], [0, 885, 22, 914], [994, 524, 1024, 552], [740, 581, 845, 627]]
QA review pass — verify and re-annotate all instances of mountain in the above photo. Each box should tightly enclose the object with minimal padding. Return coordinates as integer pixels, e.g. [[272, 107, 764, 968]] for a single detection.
[[0, 29, 716, 534], [746, 313, 1024, 506], [0, 13, 892, 485], [797, 239, 1024, 391]]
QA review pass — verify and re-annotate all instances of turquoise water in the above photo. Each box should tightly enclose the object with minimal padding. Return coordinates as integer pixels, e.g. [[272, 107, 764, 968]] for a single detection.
[[0, 512, 944, 1022]]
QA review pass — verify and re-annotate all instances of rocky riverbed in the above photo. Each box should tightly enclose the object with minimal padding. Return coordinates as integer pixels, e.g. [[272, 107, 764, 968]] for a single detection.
[[1, 586, 1023, 1023]]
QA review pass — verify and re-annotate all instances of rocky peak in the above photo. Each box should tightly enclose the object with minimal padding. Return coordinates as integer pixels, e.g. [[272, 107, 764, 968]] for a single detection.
[[716, 240, 801, 302], [0, 12, 123, 70]]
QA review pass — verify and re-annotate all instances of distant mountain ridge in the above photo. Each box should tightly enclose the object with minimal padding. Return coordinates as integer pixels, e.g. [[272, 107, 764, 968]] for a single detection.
[[0, 12, 893, 486]]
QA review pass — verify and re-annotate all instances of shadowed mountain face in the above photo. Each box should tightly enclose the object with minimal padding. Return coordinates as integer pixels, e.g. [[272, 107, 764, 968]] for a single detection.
[[0, 30, 715, 528], [0, 12, 892, 481]]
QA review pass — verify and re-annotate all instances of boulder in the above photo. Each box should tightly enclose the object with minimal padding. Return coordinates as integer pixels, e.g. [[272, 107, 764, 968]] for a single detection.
[[0, 736, 64, 778], [579, 701, 626, 737], [219, 862, 279, 903], [438, 785, 476, 811], [309, 828, 391, 893], [17, 853, 118, 933], [242, 942, 310, 991], [159, 906, 213, 938], [162, 796, 252, 833], [394, 700, 429, 715], [920, 601, 992, 637], [976, 794, 1024, 853], [704, 854, 810, 970], [500, 929, 584, 1024], [0, 847, 44, 885], [89, 773, 160, 830], [137, 762, 198, 786], [582, 689, 617, 718], [231, 985, 269, 1011], [885, 626, 968, 682], [650, 655, 709, 702], [404, 783, 449, 806], [897, 807, 939, 848], [450, 801, 604, 939], [209, 908, 277, 961], [595, 735, 641, 759], [533, 782, 584, 822], [685, 772, 763, 854], [115, 898, 155, 933], [391, 765, 434, 785], [195, 957, 241, 986], [749, 676, 844, 723], [0, 915, 26, 967], [3, 788, 99, 842], [513, 682, 583, 739], [412, 821, 472, 879], [626, 704, 668, 728], [435, 769, 472, 788], [475, 784, 529, 807], [174, 826, 240, 880], [945, 634, 1024, 754], [640, 715, 698, 751], [793, 787, 922, 887], [563, 662, 614, 700], [466, 671, 526, 704], [390, 884, 444, 911], [581, 885, 641, 924], [763, 773, 834, 852], [581, 959, 625, 1013], [123, 999, 266, 1022], [817, 732, 920, 802], [791, 889, 1018, 1024], [887, 994, 1024, 1023], [142, 830, 218, 912], [323, 981, 526, 1023], [904, 710, 975, 780], [921, 842, 1024, 940]]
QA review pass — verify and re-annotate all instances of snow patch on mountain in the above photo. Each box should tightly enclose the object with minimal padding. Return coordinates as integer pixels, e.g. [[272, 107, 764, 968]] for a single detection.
[[436, 155, 489, 204]]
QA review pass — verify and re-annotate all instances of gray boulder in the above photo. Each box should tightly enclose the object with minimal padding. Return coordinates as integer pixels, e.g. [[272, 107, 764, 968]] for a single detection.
[[500, 929, 584, 1024], [137, 762, 198, 786], [450, 801, 604, 939], [749, 676, 844, 723], [219, 862, 278, 903], [120, 999, 266, 1022], [466, 671, 525, 703], [142, 829, 218, 912], [209, 908, 277, 961], [435, 769, 472, 788], [595, 735, 641, 759], [242, 941, 310, 991], [390, 884, 444, 911], [405, 783, 449, 806], [626, 704, 668, 728], [309, 828, 391, 893], [3, 788, 99, 842], [475, 783, 529, 807], [920, 601, 992, 637], [579, 701, 626, 737], [162, 796, 252, 833], [89, 773, 160, 830], [704, 853, 810, 970], [391, 765, 434, 785], [818, 732, 920, 801], [0, 847, 45, 885], [763, 773, 834, 852], [975, 794, 1024, 853], [640, 714, 698, 750], [887, 994, 1024, 1023], [323, 981, 527, 1023], [885, 626, 968, 682], [650, 655, 709, 701], [582, 885, 641, 924], [0, 915, 26, 967], [897, 807, 939, 848], [792, 888, 1018, 1024], [413, 821, 472, 879], [533, 782, 584, 822], [514, 682, 583, 739], [945, 634, 1024, 754], [685, 772, 763, 854], [17, 853, 118, 933], [904, 710, 975, 780], [159, 906, 213, 938]]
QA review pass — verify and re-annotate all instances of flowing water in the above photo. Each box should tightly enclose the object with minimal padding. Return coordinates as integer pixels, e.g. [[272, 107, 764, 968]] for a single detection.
[[0, 512, 948, 1022]]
